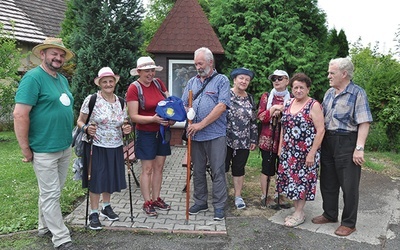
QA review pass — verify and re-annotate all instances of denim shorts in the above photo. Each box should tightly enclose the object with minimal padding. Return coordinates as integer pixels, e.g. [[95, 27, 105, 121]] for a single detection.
[[135, 130, 171, 160]]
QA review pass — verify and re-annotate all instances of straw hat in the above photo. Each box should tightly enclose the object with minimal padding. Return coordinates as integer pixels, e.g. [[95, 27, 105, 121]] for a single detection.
[[94, 67, 120, 85], [130, 56, 163, 76], [32, 37, 75, 61]]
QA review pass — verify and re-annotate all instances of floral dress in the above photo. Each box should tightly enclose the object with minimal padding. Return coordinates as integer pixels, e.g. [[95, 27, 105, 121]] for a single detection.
[[277, 98, 319, 201]]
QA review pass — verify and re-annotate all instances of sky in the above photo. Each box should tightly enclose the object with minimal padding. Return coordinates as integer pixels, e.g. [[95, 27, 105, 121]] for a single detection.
[[318, 0, 399, 54]]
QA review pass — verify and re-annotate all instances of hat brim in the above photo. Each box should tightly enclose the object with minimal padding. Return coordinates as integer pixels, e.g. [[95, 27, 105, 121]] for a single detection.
[[94, 75, 120, 85], [32, 44, 75, 61], [130, 66, 163, 76], [268, 73, 288, 80], [230, 68, 255, 80]]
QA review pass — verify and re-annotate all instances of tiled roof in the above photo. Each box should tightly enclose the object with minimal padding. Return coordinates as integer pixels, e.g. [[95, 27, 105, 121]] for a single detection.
[[147, 0, 224, 54], [0, 0, 66, 44]]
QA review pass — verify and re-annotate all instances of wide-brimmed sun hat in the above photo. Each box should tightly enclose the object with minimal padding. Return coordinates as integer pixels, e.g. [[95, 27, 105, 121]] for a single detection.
[[268, 69, 289, 80], [130, 56, 163, 76], [32, 37, 75, 61], [94, 67, 120, 85], [230, 67, 255, 80]]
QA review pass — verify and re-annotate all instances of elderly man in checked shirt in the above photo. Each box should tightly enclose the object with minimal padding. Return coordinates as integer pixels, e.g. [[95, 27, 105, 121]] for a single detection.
[[311, 58, 373, 237], [181, 47, 230, 221]]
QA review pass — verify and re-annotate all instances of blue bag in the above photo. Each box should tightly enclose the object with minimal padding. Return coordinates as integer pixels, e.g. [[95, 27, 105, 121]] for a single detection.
[[156, 96, 186, 144], [156, 96, 186, 122]]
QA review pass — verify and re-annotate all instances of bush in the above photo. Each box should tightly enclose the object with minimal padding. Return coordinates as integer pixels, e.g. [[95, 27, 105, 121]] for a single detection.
[[0, 78, 17, 131], [366, 122, 390, 152]]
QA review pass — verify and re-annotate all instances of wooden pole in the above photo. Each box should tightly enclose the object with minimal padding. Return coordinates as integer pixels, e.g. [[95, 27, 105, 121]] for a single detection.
[[185, 90, 193, 224]]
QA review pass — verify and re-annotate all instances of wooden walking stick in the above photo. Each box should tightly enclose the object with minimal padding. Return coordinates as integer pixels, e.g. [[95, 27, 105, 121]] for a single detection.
[[85, 132, 94, 229], [124, 120, 134, 222], [185, 90, 193, 224]]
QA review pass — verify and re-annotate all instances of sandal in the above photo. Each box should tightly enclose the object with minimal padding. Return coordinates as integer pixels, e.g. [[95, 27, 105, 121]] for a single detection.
[[284, 215, 294, 222], [284, 216, 305, 228]]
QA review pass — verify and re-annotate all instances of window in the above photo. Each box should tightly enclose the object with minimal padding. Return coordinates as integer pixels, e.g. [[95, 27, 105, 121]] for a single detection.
[[168, 59, 196, 98]]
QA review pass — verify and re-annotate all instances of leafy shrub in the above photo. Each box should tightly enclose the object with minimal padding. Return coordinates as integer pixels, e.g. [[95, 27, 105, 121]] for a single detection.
[[366, 122, 390, 152]]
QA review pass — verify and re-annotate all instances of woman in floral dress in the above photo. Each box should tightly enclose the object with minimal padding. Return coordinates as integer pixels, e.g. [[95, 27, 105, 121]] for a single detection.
[[277, 73, 325, 227], [225, 68, 258, 209]]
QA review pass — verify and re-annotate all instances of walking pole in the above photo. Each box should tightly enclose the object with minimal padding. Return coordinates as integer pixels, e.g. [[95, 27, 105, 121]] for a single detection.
[[185, 90, 193, 225], [85, 134, 94, 229], [267, 116, 281, 210], [124, 119, 134, 222]]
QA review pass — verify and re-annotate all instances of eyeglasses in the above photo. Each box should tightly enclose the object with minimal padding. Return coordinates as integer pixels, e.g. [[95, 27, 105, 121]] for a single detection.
[[271, 76, 285, 82]]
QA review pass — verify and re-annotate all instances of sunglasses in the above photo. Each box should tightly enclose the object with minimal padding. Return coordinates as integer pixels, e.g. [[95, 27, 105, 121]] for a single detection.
[[271, 76, 285, 82]]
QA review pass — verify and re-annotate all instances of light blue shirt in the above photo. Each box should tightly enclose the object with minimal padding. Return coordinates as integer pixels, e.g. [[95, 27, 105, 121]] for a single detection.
[[182, 70, 230, 141]]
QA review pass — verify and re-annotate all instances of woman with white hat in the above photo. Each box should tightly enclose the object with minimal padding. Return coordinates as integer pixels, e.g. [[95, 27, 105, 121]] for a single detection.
[[126, 57, 175, 216], [76, 67, 131, 230], [258, 69, 292, 208]]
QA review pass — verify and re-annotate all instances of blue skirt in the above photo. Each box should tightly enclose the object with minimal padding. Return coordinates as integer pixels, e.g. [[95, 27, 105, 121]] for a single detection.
[[82, 142, 127, 194]]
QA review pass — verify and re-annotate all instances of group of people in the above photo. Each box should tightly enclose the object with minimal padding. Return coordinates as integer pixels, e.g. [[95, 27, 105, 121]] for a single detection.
[[12, 37, 372, 249], [223, 58, 372, 238]]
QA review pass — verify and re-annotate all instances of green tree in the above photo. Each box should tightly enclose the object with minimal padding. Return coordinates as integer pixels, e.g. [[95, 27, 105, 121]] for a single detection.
[[209, 0, 332, 101], [65, 0, 145, 116], [327, 28, 349, 58], [351, 45, 400, 152], [0, 23, 27, 130]]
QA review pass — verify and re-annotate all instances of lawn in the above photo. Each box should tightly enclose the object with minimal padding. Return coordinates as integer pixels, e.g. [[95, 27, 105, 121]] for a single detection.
[[0, 131, 85, 234]]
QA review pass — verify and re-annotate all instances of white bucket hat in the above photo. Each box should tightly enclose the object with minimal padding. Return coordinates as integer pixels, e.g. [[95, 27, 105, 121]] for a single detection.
[[94, 67, 120, 85], [130, 56, 163, 76]]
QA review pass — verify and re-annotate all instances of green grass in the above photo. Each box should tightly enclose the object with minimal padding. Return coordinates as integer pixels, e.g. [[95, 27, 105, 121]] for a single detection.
[[0, 131, 85, 235]]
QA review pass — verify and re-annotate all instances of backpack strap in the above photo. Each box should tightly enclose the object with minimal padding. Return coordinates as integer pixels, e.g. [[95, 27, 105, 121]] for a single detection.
[[133, 79, 166, 110], [153, 78, 167, 98], [86, 93, 97, 124], [133, 81, 145, 110], [117, 96, 125, 110]]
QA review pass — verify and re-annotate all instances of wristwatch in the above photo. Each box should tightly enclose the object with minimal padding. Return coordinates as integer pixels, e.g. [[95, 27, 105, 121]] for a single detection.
[[356, 145, 364, 151]]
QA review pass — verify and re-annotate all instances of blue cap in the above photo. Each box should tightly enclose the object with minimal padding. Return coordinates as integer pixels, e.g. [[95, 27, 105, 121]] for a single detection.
[[230, 68, 255, 80]]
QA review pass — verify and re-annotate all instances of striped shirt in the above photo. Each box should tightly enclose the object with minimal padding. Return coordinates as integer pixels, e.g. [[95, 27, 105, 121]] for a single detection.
[[322, 82, 373, 132], [182, 70, 230, 141]]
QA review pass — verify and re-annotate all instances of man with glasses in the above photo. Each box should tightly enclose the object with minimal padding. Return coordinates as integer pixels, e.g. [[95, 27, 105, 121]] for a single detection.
[[257, 70, 291, 208]]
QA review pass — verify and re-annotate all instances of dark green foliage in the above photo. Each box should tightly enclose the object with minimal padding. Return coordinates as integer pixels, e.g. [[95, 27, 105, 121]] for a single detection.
[[327, 28, 349, 58], [352, 46, 400, 152], [0, 24, 27, 130], [209, 0, 335, 102], [65, 0, 144, 116]]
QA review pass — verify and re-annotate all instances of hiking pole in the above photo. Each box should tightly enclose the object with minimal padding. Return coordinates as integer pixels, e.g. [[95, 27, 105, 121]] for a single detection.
[[85, 129, 94, 229], [185, 90, 193, 225], [124, 119, 134, 222]]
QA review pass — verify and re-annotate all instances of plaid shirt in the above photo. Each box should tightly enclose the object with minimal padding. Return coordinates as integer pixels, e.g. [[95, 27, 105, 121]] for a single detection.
[[322, 81, 373, 132], [182, 70, 230, 141]]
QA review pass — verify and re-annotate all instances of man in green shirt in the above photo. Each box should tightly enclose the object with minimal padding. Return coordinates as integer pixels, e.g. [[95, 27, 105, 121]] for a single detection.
[[13, 37, 75, 250]]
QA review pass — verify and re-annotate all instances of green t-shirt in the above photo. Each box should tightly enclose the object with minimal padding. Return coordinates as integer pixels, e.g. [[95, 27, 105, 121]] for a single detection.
[[15, 66, 74, 153]]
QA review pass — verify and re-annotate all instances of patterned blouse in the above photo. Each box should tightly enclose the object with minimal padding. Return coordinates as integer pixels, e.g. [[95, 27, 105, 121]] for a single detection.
[[226, 89, 258, 149], [81, 91, 128, 148]]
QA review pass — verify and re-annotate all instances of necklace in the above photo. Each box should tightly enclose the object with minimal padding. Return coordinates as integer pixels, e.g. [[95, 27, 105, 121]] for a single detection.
[[100, 91, 115, 103]]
